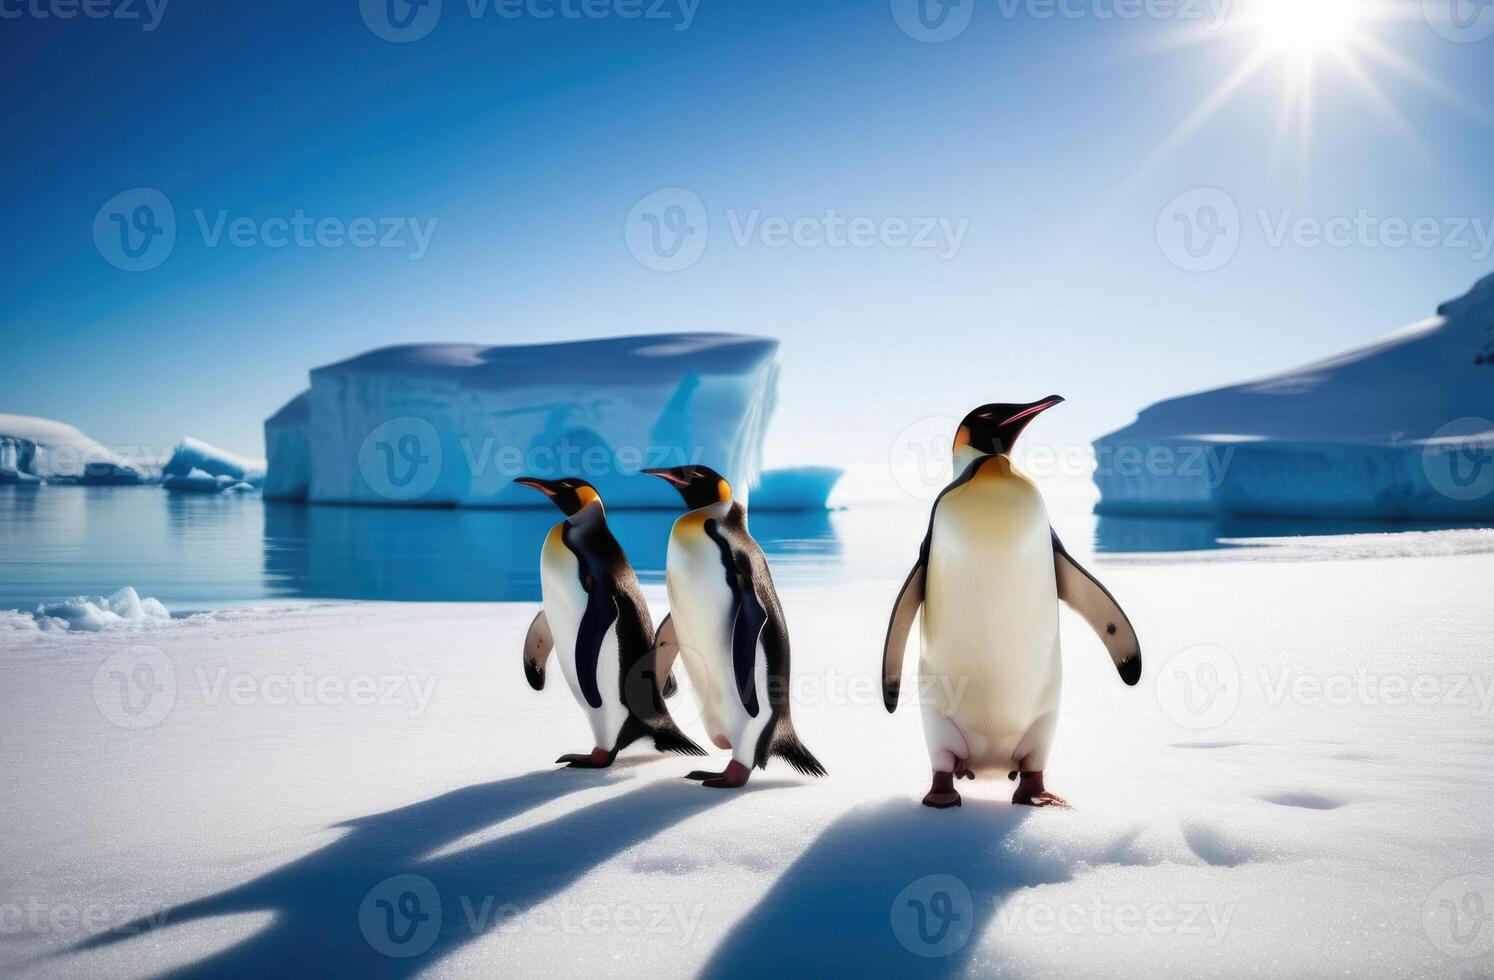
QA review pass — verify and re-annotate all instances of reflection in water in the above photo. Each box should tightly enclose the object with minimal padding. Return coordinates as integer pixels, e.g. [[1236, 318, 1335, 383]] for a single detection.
[[1093, 512, 1489, 554], [263, 503, 841, 602]]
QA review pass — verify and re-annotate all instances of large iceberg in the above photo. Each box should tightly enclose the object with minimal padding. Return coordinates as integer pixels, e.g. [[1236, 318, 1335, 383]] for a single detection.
[[161, 437, 265, 493], [264, 334, 781, 509], [0, 413, 143, 485], [1094, 274, 1494, 520]]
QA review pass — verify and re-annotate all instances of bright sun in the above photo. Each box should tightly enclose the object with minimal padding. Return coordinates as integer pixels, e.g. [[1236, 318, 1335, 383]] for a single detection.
[[1125, 0, 1467, 185], [1251, 0, 1366, 55]]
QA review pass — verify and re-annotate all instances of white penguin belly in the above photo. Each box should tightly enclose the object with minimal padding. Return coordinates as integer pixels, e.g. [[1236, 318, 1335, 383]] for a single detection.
[[920, 462, 1062, 774], [539, 524, 626, 749], [664, 513, 752, 751]]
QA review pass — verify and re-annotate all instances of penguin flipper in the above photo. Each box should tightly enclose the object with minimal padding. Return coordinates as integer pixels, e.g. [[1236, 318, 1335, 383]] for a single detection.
[[574, 593, 619, 709], [653, 613, 680, 699], [703, 519, 767, 718], [523, 610, 554, 691], [1051, 530, 1142, 686], [882, 560, 925, 713]]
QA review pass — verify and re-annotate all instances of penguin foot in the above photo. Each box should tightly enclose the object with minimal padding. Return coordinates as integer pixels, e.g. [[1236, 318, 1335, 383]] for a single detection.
[[1011, 771, 1069, 808], [922, 771, 962, 809], [556, 748, 615, 769], [682, 770, 715, 781], [699, 761, 751, 789]]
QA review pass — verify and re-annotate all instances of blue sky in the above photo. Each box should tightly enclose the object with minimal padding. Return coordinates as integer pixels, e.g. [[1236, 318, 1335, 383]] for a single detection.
[[3, 0, 1492, 470]]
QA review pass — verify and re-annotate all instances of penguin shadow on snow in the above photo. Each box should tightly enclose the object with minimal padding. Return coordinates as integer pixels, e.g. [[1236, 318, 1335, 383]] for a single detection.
[[69, 770, 748, 978], [702, 798, 1057, 979]]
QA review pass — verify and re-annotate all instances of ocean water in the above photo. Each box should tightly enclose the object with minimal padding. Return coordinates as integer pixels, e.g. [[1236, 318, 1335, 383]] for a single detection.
[[2, 485, 1489, 614]]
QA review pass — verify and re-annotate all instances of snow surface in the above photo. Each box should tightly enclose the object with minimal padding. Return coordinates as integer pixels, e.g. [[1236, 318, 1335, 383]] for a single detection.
[[264, 334, 782, 508], [0, 413, 142, 485], [3, 548, 1492, 978], [1095, 274, 1494, 519], [161, 438, 265, 493]]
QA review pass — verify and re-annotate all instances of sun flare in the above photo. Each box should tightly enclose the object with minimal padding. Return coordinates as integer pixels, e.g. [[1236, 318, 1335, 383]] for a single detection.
[[1122, 0, 1473, 186], [1249, 0, 1366, 55]]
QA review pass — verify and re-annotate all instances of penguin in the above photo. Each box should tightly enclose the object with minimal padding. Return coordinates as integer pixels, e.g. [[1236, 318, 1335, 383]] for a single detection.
[[514, 476, 705, 768], [881, 397, 1142, 809], [642, 465, 827, 788]]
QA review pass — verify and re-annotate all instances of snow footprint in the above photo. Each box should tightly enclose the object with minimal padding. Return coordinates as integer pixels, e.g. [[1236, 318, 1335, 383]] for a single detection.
[[1259, 792, 1345, 811], [1181, 821, 1265, 868]]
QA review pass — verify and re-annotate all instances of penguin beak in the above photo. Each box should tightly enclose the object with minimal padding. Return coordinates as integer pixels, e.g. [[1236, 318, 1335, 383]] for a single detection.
[[512, 477, 558, 497], [641, 467, 691, 488], [1001, 395, 1064, 426]]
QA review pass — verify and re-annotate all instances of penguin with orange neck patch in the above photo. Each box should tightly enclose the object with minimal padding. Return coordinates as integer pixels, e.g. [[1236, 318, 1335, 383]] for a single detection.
[[882, 397, 1143, 808], [643, 465, 827, 788], [514, 476, 704, 768]]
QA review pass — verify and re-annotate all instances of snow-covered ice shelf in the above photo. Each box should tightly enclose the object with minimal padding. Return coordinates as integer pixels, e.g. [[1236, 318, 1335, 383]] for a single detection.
[[3, 548, 1492, 977], [1095, 274, 1494, 520]]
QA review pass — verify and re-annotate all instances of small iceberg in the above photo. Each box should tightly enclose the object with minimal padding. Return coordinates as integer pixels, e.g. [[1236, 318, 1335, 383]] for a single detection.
[[162, 437, 265, 494], [750, 466, 843, 511]]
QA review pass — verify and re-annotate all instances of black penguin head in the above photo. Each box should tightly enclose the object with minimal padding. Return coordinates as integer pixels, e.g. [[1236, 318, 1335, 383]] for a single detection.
[[512, 476, 602, 517], [954, 395, 1065, 457], [642, 465, 733, 510]]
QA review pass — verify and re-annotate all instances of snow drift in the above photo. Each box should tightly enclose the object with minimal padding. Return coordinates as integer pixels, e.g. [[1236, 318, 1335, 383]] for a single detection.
[[161, 437, 265, 494], [1095, 274, 1494, 520], [2, 586, 173, 633], [0, 413, 143, 485], [264, 334, 784, 509]]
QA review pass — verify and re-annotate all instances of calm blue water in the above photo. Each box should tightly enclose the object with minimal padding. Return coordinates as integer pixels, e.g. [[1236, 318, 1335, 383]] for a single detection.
[[0, 486, 851, 612], [3, 486, 1484, 613]]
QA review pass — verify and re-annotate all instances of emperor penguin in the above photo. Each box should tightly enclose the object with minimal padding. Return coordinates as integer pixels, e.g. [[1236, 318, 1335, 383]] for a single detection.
[[514, 476, 705, 768], [881, 397, 1142, 808], [642, 465, 827, 789]]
